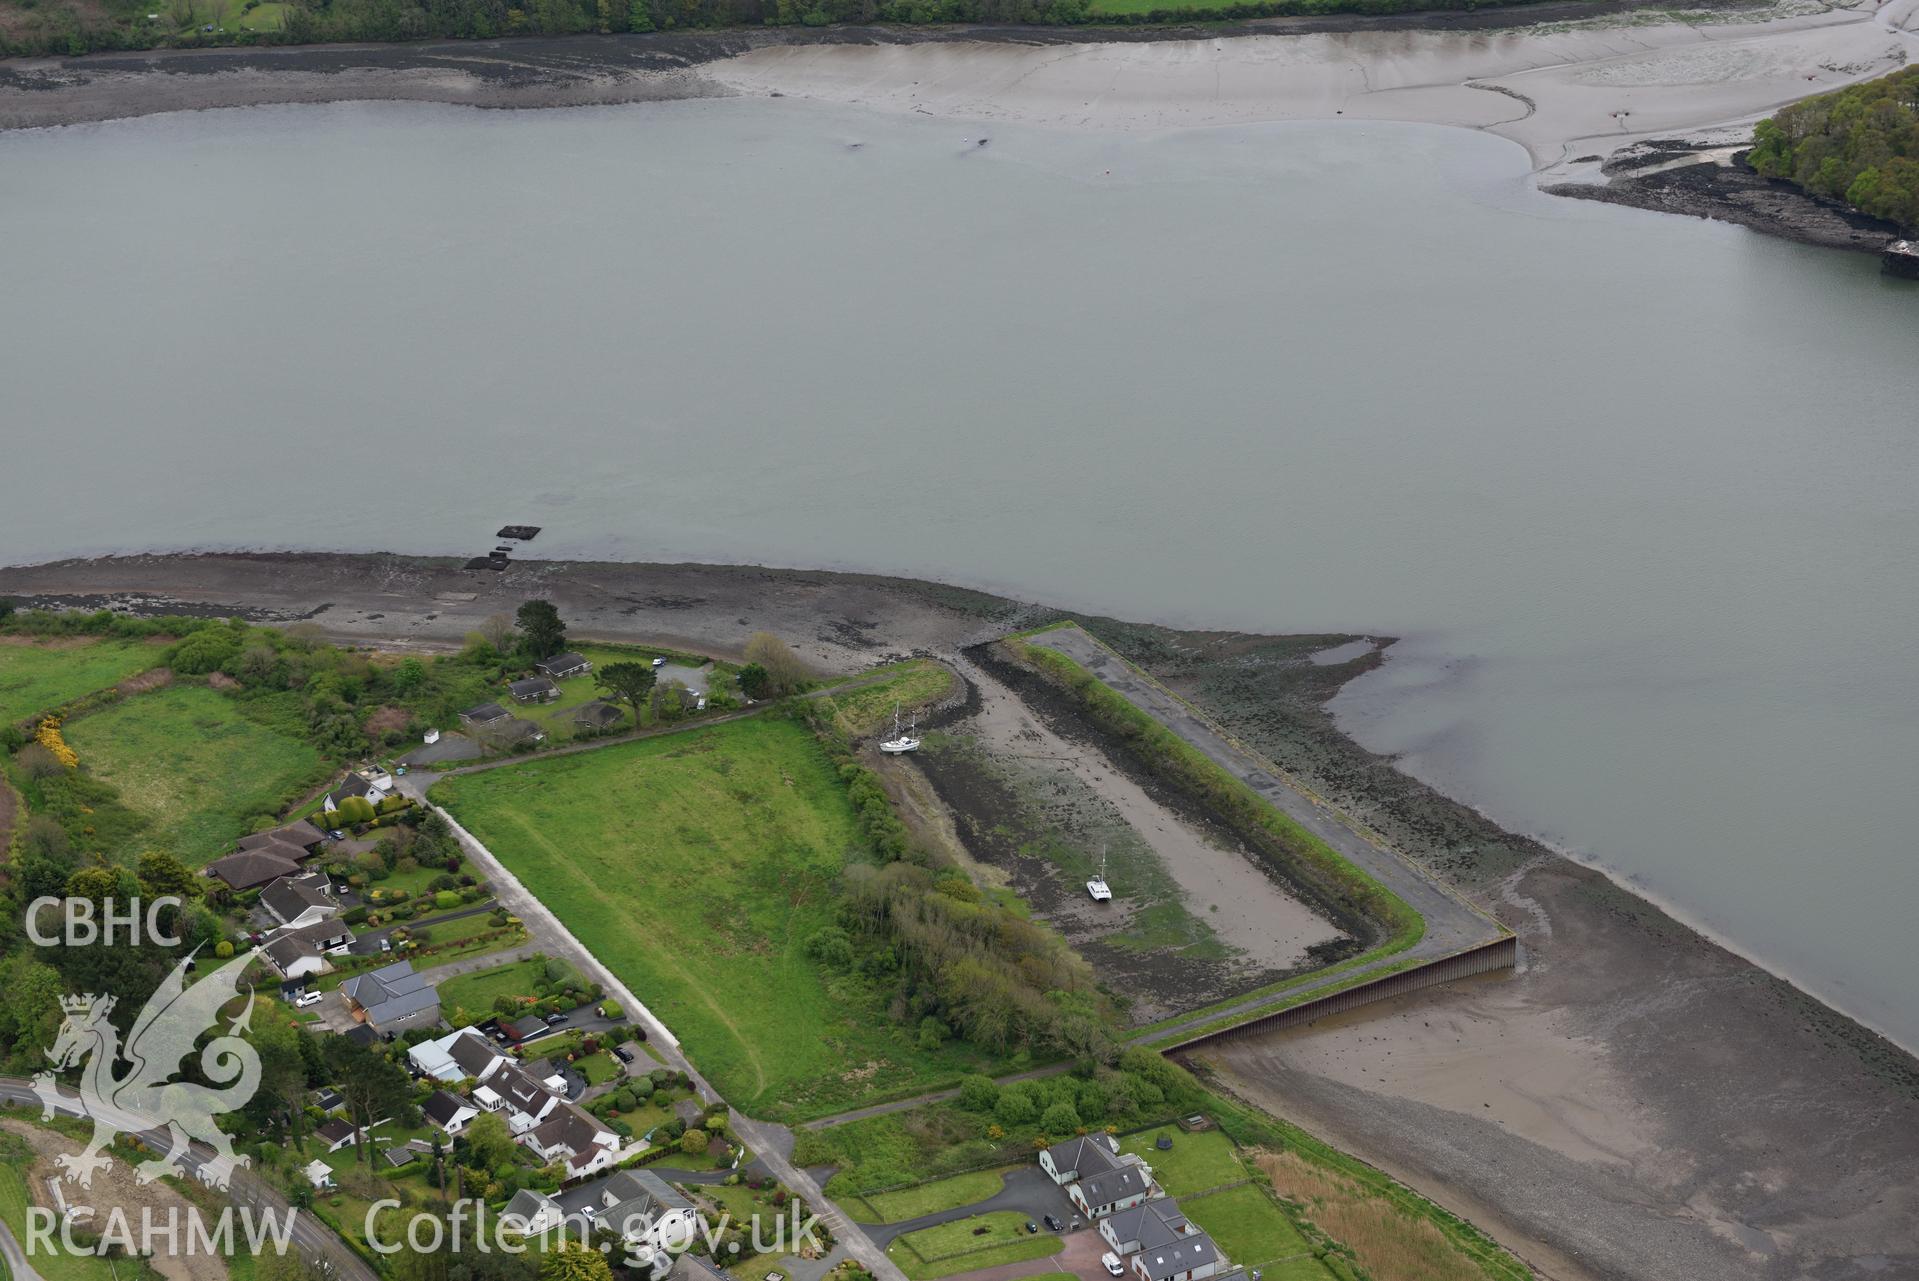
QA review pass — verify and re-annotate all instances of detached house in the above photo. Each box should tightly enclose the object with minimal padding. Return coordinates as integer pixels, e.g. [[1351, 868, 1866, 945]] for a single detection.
[[502, 1188, 567, 1236], [409, 1026, 508, 1085], [261, 919, 355, 981], [317, 1118, 359, 1153], [206, 847, 304, 892], [1038, 1134, 1155, 1220], [472, 1062, 562, 1135], [260, 872, 340, 929], [595, 1169, 699, 1267], [460, 703, 511, 728], [238, 820, 327, 854], [508, 676, 561, 704], [536, 653, 592, 680], [341, 960, 442, 1037], [423, 1090, 480, 1137], [323, 768, 393, 813], [523, 1102, 621, 1181]]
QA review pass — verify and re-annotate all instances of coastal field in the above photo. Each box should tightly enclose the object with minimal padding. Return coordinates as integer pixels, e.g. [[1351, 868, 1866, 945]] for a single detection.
[[62, 683, 324, 862], [431, 716, 1007, 1118], [0, 637, 158, 725]]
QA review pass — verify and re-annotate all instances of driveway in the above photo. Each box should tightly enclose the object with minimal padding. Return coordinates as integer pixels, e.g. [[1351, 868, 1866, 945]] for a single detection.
[[860, 1168, 1078, 1243], [412, 940, 537, 986], [350, 902, 502, 957]]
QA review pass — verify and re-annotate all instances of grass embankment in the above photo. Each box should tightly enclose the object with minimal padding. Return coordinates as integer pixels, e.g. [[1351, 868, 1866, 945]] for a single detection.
[[814, 659, 955, 739], [63, 683, 325, 863], [432, 716, 1006, 1119], [887, 1212, 1060, 1281], [1118, 1124, 1243, 1196], [0, 638, 159, 726]]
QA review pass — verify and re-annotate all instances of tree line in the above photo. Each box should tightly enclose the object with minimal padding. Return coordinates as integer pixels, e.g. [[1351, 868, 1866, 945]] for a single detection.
[[2, 0, 1539, 61], [1749, 67, 1919, 232]]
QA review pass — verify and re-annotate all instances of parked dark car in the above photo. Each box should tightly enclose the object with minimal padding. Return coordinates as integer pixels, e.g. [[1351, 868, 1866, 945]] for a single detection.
[[612, 1046, 634, 1063], [545, 1012, 568, 1026], [1024, 1222, 1038, 1235], [1043, 1216, 1064, 1232]]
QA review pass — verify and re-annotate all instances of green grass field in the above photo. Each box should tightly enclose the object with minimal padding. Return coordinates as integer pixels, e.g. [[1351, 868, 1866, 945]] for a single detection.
[[888, 1212, 1059, 1280], [63, 684, 324, 863], [0, 1159, 132, 1281], [1118, 1125, 1245, 1196], [433, 717, 1002, 1118], [0, 639, 158, 726], [858, 1168, 1009, 1222], [1182, 1184, 1326, 1276], [439, 957, 546, 1021]]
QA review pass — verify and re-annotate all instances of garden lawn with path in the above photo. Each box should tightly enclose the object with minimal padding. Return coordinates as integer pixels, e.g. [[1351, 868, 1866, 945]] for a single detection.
[[0, 637, 159, 726], [1117, 1125, 1245, 1197], [433, 716, 1008, 1119], [63, 683, 324, 863], [887, 1211, 1059, 1281]]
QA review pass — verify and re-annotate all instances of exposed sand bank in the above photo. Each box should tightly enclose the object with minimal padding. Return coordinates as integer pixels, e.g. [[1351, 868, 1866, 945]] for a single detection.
[[707, 0, 1916, 172]]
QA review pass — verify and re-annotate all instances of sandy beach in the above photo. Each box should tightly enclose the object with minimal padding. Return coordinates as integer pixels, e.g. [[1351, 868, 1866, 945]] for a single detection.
[[707, 0, 1917, 175]]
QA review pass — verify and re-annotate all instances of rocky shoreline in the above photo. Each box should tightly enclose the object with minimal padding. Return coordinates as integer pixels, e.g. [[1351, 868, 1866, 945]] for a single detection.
[[1, 550, 1915, 1280], [1546, 139, 1910, 256]]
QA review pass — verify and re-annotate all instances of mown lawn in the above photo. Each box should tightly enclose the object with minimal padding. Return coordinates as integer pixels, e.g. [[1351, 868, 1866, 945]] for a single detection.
[[888, 1211, 1059, 1280], [1181, 1184, 1325, 1275], [64, 684, 324, 864], [439, 957, 546, 1021], [0, 638, 158, 726], [433, 717, 1004, 1119], [859, 1168, 1009, 1222], [1118, 1125, 1245, 1196]]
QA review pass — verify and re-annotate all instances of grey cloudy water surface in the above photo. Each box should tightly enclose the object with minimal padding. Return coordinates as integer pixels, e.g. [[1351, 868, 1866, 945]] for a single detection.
[[2, 97, 1916, 1048]]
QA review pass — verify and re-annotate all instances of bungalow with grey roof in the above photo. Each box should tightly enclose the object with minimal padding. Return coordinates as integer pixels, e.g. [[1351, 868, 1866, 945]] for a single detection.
[[323, 768, 393, 812], [574, 701, 623, 732], [409, 1026, 507, 1085], [206, 847, 303, 892], [509, 676, 561, 703], [523, 1102, 621, 1181], [317, 1118, 359, 1153], [341, 960, 441, 1037], [1040, 1134, 1122, 1186], [238, 820, 327, 853], [536, 653, 592, 679], [1069, 1161, 1156, 1220], [262, 919, 355, 981], [596, 1169, 699, 1267], [460, 702, 511, 727]]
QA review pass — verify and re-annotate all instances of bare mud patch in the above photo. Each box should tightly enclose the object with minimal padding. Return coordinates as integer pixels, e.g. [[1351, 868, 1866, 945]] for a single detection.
[[918, 659, 1344, 1026]]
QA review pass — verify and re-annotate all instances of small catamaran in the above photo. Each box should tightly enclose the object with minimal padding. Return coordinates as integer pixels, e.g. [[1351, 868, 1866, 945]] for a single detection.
[[879, 702, 921, 755]]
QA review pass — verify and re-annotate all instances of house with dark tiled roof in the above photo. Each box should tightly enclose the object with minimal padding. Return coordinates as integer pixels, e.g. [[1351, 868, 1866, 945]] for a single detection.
[[317, 1118, 359, 1153], [502, 1188, 566, 1235], [1040, 1134, 1121, 1185], [261, 918, 355, 981], [460, 702, 511, 727], [509, 676, 560, 704], [1101, 1199, 1199, 1257], [523, 1102, 620, 1180], [260, 872, 340, 929], [238, 820, 327, 853], [408, 1026, 508, 1085], [574, 701, 623, 732], [206, 847, 303, 892], [536, 653, 592, 680], [596, 1169, 698, 1266], [1069, 1159, 1156, 1220], [423, 1089, 479, 1136], [472, 1061, 561, 1135], [1129, 1231, 1223, 1281]]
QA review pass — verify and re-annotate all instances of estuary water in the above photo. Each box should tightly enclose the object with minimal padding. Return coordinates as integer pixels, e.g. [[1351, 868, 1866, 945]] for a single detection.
[[1, 98, 1915, 1047]]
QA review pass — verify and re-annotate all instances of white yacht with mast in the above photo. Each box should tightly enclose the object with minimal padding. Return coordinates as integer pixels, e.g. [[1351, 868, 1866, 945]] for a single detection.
[[879, 702, 921, 754], [1086, 848, 1113, 902]]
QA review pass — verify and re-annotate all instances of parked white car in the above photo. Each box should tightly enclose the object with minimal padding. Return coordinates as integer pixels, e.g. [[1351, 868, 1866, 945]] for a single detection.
[[295, 990, 324, 1008], [1101, 1254, 1125, 1277]]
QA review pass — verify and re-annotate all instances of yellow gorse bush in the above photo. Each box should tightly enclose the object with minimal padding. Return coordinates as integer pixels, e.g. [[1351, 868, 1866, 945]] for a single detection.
[[34, 716, 78, 769]]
